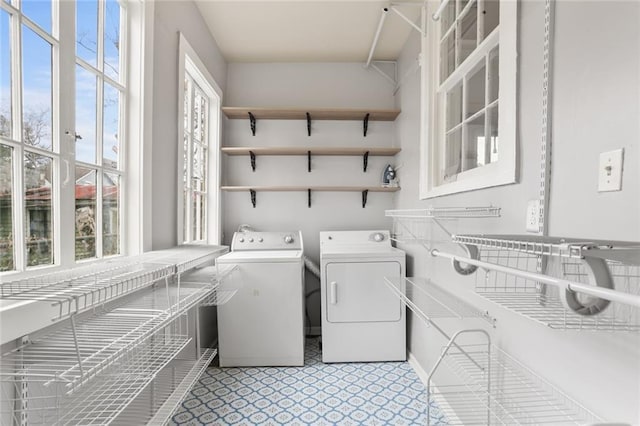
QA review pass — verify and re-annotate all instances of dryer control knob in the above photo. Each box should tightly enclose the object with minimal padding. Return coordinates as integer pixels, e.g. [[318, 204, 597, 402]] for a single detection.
[[238, 237, 245, 243], [373, 233, 385, 242], [258, 237, 263, 242], [284, 235, 294, 244], [249, 238, 254, 243]]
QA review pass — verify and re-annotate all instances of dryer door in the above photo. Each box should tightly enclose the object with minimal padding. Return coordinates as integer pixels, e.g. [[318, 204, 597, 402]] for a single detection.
[[325, 261, 401, 323]]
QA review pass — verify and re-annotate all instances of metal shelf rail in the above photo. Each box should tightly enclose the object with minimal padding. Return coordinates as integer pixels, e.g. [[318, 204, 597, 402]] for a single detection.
[[428, 341, 602, 425]]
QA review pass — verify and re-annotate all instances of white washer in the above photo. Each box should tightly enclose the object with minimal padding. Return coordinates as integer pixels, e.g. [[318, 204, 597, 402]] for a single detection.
[[216, 231, 305, 367], [320, 230, 406, 363]]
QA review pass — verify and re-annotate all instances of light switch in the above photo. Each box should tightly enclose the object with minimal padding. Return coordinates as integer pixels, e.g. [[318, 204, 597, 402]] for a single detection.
[[598, 149, 624, 192]]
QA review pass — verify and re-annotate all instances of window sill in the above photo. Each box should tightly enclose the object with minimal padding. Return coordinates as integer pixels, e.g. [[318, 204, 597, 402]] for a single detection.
[[420, 167, 517, 199]]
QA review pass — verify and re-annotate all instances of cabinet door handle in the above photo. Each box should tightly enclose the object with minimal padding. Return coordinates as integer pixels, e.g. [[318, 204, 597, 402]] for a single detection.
[[330, 281, 337, 304]]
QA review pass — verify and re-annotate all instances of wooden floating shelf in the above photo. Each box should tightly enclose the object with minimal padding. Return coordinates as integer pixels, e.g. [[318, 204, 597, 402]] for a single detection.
[[222, 107, 400, 121], [221, 147, 401, 156], [220, 186, 399, 192]]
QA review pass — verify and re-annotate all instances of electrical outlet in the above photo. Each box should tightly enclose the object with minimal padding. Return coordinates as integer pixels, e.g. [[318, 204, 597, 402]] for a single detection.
[[526, 199, 541, 233], [598, 149, 624, 192]]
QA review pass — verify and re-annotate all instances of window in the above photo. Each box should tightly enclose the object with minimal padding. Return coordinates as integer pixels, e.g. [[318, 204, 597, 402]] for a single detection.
[[177, 34, 222, 245], [0, 0, 128, 272], [420, 0, 517, 198]]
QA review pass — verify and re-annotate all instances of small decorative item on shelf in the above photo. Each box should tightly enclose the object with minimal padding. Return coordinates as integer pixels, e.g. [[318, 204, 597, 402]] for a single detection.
[[382, 164, 398, 187]]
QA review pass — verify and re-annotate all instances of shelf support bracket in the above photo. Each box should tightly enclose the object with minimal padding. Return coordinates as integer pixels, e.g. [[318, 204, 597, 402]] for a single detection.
[[363, 113, 370, 137], [308, 189, 312, 208], [250, 189, 256, 208], [362, 189, 369, 208], [307, 151, 311, 172], [363, 150, 370, 172], [306, 112, 311, 136], [249, 151, 256, 172], [248, 112, 256, 136]]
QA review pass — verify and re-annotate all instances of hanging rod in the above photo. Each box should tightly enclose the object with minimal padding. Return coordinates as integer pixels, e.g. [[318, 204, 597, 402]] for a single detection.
[[432, 0, 451, 21], [430, 249, 640, 309], [365, 3, 425, 69]]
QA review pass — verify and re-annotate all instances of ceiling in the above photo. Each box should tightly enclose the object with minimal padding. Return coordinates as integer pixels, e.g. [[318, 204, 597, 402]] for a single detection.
[[194, 1, 423, 63]]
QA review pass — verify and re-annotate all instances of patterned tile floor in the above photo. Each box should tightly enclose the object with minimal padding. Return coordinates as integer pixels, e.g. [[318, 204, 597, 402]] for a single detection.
[[171, 338, 447, 425]]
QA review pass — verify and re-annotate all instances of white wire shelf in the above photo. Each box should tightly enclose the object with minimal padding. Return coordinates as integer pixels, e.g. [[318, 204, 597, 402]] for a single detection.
[[113, 348, 217, 426], [58, 335, 192, 426], [386, 206, 501, 219], [138, 244, 228, 274], [430, 344, 602, 425], [452, 234, 640, 265], [0, 281, 218, 393], [0, 334, 191, 426], [475, 251, 640, 331], [384, 277, 495, 326]]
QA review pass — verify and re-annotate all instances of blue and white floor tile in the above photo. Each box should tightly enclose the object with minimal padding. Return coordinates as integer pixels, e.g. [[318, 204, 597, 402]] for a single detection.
[[172, 339, 447, 425]]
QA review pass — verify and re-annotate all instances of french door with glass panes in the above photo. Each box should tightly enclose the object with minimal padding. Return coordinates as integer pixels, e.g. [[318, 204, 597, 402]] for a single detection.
[[0, 0, 127, 272]]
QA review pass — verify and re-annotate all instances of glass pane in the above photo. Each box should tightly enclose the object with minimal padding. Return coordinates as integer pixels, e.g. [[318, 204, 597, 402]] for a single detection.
[[75, 166, 96, 260], [76, 0, 98, 66], [191, 192, 205, 241], [183, 189, 188, 242], [103, 172, 119, 256], [466, 63, 485, 118], [192, 142, 204, 191], [488, 48, 499, 103], [463, 113, 485, 170], [22, 25, 52, 150], [446, 83, 462, 130], [444, 128, 462, 180], [104, 0, 121, 81], [76, 65, 97, 163], [21, 0, 51, 34], [0, 144, 13, 271], [103, 83, 120, 168], [459, 3, 477, 64], [193, 89, 202, 141], [24, 152, 52, 267], [440, 0, 456, 34], [183, 133, 189, 184], [440, 29, 456, 83], [488, 104, 499, 163], [199, 91, 208, 142], [483, 0, 500, 38], [199, 193, 206, 241], [1, 10, 11, 138], [183, 78, 191, 133]]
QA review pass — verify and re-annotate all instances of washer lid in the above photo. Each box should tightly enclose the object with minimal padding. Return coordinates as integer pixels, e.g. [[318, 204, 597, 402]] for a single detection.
[[217, 250, 303, 263]]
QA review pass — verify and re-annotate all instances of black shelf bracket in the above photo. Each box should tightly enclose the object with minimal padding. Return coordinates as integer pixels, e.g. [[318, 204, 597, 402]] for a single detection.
[[308, 189, 312, 208], [249, 151, 256, 172], [362, 189, 369, 208], [363, 113, 370, 137], [306, 112, 311, 136], [307, 151, 312, 172], [250, 189, 256, 208], [248, 112, 256, 136], [363, 151, 370, 172]]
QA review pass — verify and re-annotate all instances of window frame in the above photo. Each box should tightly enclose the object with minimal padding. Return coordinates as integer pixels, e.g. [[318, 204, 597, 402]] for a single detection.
[[0, 0, 139, 275], [176, 33, 222, 246], [420, 0, 518, 199]]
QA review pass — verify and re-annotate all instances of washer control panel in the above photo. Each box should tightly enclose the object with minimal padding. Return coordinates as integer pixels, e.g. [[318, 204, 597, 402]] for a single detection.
[[231, 231, 303, 251]]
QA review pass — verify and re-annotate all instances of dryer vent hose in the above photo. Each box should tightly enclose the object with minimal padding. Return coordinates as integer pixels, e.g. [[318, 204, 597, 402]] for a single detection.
[[304, 256, 321, 280]]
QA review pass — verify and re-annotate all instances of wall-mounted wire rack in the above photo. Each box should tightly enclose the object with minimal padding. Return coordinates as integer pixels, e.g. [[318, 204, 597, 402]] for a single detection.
[[428, 341, 602, 425], [0, 245, 235, 425], [386, 207, 501, 247]]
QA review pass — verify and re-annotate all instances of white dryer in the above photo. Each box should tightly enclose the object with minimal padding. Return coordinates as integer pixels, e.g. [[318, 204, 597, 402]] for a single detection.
[[320, 230, 406, 363], [216, 231, 305, 367]]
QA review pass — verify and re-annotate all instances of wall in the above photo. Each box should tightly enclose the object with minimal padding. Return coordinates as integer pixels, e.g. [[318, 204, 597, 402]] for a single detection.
[[393, 0, 639, 422], [223, 62, 398, 332], [150, 0, 227, 250]]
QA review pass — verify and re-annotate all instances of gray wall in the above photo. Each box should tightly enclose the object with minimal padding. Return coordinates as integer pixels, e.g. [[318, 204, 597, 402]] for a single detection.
[[394, 0, 639, 422], [151, 0, 227, 250], [223, 62, 399, 332]]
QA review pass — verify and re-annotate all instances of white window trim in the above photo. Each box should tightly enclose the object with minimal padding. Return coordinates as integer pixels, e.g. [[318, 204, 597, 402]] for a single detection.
[[420, 0, 518, 199], [177, 33, 223, 245]]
